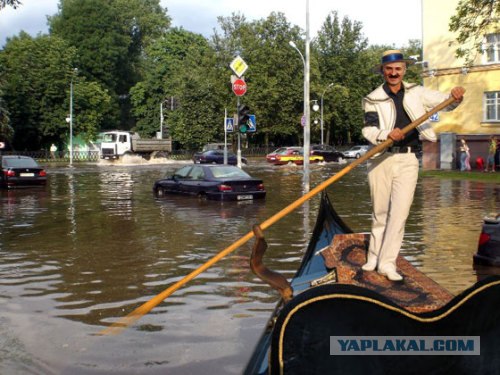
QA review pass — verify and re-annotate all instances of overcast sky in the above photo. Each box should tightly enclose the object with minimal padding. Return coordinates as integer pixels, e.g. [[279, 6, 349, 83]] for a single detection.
[[0, 0, 422, 47]]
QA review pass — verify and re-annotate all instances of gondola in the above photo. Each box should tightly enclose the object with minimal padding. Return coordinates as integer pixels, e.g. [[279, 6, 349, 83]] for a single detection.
[[244, 192, 500, 375]]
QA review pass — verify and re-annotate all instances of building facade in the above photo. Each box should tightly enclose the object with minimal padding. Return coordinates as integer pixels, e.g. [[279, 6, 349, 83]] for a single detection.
[[421, 0, 500, 170]]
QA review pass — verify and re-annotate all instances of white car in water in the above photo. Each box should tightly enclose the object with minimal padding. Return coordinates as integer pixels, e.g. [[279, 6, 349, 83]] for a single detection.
[[342, 145, 371, 159]]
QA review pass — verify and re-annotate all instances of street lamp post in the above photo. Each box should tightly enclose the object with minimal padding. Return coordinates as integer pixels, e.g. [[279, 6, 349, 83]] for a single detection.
[[289, 0, 311, 192], [68, 68, 78, 167], [320, 83, 334, 145]]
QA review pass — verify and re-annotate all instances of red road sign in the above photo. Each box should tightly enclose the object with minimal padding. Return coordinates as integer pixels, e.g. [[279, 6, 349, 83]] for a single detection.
[[232, 79, 247, 96]]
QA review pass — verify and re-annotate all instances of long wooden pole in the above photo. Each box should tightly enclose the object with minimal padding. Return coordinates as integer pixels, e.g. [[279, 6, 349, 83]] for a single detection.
[[100, 96, 457, 335]]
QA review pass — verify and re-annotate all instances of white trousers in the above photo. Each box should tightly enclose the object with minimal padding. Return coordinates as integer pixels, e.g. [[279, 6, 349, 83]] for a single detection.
[[366, 152, 419, 271]]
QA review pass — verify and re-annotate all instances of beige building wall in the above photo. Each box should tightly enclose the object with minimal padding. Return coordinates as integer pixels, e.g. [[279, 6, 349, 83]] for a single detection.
[[421, 0, 500, 136]]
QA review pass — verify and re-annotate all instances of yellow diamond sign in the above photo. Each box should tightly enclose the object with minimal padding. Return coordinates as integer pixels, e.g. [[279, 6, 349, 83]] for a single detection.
[[229, 55, 248, 78]]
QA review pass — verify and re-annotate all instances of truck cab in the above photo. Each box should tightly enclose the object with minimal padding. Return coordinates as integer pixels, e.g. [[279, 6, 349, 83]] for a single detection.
[[100, 131, 132, 159]]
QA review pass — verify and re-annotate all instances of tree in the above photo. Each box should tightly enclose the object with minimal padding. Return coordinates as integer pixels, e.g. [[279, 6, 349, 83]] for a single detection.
[[0, 0, 21, 10], [0, 32, 78, 149], [130, 28, 225, 149], [0, 32, 111, 149], [0, 87, 14, 145], [212, 12, 309, 147], [315, 11, 370, 145], [449, 0, 500, 65], [49, 0, 171, 129]]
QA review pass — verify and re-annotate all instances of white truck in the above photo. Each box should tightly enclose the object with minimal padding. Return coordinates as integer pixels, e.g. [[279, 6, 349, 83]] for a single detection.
[[99, 131, 172, 160]]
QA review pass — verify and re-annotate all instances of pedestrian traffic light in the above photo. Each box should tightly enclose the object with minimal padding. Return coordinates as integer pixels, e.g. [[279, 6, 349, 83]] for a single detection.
[[238, 104, 250, 133]]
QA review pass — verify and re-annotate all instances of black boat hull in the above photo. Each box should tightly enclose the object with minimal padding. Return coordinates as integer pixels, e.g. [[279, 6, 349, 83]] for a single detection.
[[245, 192, 500, 375]]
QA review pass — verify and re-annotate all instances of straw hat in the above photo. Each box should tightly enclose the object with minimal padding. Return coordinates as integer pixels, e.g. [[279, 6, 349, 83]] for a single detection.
[[374, 49, 415, 72]]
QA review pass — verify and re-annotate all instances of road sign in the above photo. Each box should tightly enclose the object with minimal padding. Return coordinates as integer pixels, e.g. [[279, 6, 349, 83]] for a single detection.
[[229, 55, 248, 77], [232, 79, 247, 96], [225, 117, 234, 133], [247, 115, 256, 132]]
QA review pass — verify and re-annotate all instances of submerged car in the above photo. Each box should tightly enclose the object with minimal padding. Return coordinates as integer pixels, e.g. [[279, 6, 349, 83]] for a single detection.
[[192, 149, 247, 165], [153, 164, 265, 201], [473, 213, 500, 266], [310, 144, 344, 162], [266, 147, 323, 165], [342, 145, 371, 159], [1, 155, 47, 188]]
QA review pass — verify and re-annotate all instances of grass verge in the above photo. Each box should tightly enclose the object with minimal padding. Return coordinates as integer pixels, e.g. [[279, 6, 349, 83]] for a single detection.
[[421, 170, 500, 182]]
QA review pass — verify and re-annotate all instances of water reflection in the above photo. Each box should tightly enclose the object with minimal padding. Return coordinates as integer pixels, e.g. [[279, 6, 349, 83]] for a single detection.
[[416, 177, 500, 293], [0, 162, 498, 374]]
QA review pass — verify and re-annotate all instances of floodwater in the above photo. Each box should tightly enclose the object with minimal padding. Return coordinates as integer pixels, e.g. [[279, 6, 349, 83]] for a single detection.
[[0, 156, 499, 374]]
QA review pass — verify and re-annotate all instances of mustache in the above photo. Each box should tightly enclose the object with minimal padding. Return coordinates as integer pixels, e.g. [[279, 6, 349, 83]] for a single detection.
[[388, 74, 400, 78]]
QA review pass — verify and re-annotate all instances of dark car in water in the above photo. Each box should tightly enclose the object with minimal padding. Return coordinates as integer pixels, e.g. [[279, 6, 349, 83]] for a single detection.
[[1, 155, 47, 188], [153, 164, 265, 201], [474, 213, 500, 266], [192, 149, 247, 165], [310, 144, 344, 162]]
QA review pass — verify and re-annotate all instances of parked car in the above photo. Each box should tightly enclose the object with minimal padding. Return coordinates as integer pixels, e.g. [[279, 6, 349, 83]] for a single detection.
[[473, 213, 500, 266], [1, 155, 47, 188], [342, 145, 371, 159], [193, 150, 247, 165], [310, 144, 344, 162], [267, 147, 323, 165], [153, 165, 265, 201]]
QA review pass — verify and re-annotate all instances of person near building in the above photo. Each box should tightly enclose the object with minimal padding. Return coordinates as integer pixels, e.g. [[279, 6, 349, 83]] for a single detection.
[[361, 50, 465, 281], [484, 136, 497, 172], [459, 138, 471, 171], [50, 143, 57, 159]]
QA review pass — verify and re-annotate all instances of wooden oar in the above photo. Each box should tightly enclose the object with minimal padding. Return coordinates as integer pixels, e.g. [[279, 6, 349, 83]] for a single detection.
[[100, 95, 457, 335]]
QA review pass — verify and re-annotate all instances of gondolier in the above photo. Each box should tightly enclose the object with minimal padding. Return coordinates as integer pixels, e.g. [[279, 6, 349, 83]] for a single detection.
[[361, 50, 464, 281]]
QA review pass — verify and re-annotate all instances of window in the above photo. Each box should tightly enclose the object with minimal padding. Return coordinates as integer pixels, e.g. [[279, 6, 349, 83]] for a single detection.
[[483, 33, 500, 63], [484, 91, 500, 122], [189, 166, 205, 180], [173, 166, 192, 179]]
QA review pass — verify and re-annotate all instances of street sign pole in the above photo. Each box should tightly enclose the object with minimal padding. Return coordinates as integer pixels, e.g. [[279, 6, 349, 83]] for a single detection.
[[237, 97, 242, 169], [229, 56, 248, 169], [224, 108, 228, 165]]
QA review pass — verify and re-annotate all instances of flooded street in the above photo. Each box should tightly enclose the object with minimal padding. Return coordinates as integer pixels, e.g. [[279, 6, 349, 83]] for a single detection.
[[0, 158, 499, 374]]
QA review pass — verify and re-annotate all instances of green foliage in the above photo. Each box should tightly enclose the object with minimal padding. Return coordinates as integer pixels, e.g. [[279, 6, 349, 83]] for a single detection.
[[449, 0, 500, 65], [0, 0, 21, 10], [130, 28, 223, 148], [0, 87, 14, 142], [71, 79, 112, 142], [315, 11, 370, 145], [0, 32, 112, 149], [49, 0, 171, 128], [0, 33, 78, 149], [1, 3, 423, 151]]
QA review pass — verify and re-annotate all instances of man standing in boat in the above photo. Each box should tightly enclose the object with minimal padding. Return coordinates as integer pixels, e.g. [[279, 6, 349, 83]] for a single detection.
[[361, 50, 464, 281]]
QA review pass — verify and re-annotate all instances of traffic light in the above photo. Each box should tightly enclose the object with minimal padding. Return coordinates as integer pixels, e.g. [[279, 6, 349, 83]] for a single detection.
[[238, 104, 250, 133]]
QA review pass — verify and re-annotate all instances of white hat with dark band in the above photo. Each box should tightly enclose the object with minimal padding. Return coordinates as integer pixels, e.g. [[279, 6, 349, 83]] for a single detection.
[[375, 49, 415, 72]]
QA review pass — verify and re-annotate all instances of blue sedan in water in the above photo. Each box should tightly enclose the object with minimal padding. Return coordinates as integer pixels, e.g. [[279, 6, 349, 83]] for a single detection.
[[153, 164, 265, 201], [192, 150, 247, 165]]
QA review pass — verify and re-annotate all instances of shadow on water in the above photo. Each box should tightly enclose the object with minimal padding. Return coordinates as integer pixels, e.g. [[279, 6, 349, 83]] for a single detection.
[[0, 160, 498, 374]]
